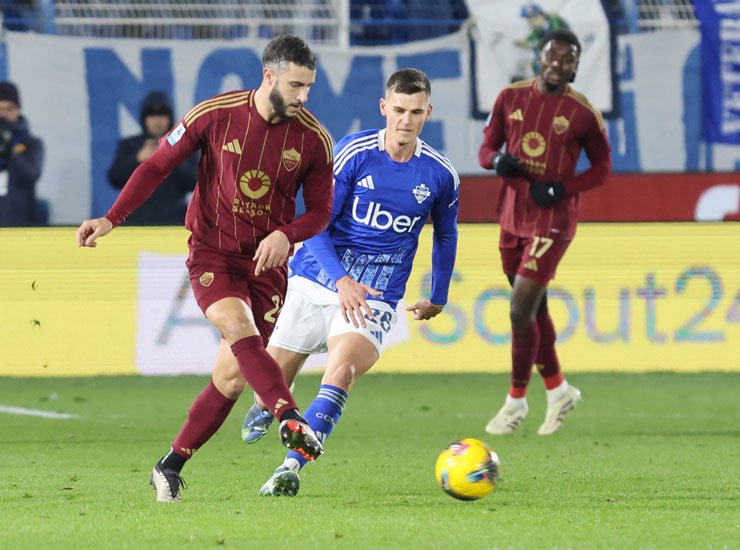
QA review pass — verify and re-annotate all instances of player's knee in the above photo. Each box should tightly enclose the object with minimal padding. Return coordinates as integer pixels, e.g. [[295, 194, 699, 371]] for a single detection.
[[324, 363, 356, 391], [215, 316, 253, 342], [213, 372, 246, 400], [223, 378, 247, 400], [510, 303, 535, 332]]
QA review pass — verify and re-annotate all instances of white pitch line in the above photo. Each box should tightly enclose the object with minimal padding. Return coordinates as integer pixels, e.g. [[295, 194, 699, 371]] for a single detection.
[[0, 405, 79, 420]]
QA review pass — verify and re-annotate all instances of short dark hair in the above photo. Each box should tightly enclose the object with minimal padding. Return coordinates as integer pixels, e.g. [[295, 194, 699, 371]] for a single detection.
[[386, 68, 431, 96], [262, 35, 316, 71], [538, 29, 582, 55]]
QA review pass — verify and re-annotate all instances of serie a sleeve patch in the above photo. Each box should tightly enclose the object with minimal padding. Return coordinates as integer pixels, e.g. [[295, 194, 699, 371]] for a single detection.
[[166, 122, 186, 146]]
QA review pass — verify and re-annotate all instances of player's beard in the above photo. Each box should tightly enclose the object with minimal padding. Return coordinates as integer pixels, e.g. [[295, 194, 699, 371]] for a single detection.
[[543, 80, 561, 93], [269, 86, 300, 121], [542, 72, 570, 94]]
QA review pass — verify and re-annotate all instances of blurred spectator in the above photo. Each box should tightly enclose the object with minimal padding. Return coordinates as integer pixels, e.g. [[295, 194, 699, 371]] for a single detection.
[[350, 0, 468, 45], [108, 91, 197, 225], [0, 81, 45, 227]]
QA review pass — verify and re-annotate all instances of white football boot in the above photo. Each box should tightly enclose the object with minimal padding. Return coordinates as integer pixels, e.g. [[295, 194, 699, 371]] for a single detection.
[[485, 399, 529, 435], [259, 465, 300, 497], [537, 385, 582, 436], [149, 462, 186, 502]]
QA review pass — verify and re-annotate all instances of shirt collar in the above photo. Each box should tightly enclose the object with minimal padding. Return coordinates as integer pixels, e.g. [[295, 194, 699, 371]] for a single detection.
[[377, 129, 423, 158]]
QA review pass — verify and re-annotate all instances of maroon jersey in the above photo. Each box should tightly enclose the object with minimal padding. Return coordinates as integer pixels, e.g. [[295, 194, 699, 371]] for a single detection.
[[479, 79, 611, 240], [106, 90, 334, 255]]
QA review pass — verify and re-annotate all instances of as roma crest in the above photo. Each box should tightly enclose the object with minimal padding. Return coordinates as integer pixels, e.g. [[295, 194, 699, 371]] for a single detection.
[[553, 115, 570, 135], [199, 272, 215, 287], [282, 148, 301, 171]]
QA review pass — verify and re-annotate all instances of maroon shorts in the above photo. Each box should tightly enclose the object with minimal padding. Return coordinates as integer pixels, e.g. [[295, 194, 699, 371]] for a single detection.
[[186, 246, 288, 344], [499, 229, 571, 285]]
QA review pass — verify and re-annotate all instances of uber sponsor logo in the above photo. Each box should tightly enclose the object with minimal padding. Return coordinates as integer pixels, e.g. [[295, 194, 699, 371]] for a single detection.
[[351, 196, 421, 233]]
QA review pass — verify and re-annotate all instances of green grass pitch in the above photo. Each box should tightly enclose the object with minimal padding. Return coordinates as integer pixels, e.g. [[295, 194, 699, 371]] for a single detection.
[[0, 372, 738, 549]]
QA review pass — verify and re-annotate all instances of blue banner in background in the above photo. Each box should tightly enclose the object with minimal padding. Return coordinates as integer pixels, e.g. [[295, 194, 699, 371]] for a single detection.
[[694, 0, 740, 144], [5, 26, 740, 224]]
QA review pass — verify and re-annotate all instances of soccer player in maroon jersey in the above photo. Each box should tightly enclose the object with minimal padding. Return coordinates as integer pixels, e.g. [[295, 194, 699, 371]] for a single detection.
[[478, 29, 611, 436], [75, 35, 334, 501]]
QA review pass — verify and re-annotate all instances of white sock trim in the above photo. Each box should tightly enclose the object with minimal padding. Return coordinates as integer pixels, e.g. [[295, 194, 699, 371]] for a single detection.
[[283, 458, 301, 472]]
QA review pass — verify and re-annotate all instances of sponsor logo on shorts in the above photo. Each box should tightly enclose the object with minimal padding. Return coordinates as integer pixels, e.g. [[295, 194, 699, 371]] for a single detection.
[[199, 272, 215, 287], [524, 259, 538, 272]]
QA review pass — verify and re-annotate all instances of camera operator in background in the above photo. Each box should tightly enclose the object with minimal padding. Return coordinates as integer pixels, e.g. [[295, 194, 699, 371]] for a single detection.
[[0, 81, 44, 227], [107, 91, 197, 225]]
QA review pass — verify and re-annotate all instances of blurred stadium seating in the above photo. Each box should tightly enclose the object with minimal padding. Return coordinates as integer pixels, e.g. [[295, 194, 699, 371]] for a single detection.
[[0, 1, 700, 42], [619, 0, 698, 33], [0, 0, 41, 31], [50, 0, 341, 41]]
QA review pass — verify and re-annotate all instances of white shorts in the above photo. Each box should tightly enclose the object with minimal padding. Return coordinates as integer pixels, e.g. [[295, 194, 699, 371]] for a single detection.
[[268, 276, 398, 355]]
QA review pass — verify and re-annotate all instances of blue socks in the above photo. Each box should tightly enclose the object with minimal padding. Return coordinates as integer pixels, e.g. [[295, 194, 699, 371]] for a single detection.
[[285, 384, 348, 470]]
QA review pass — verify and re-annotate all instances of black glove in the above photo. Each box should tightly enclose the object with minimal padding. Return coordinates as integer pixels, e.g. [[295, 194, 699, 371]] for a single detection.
[[530, 181, 567, 208], [0, 118, 13, 159], [492, 152, 524, 178]]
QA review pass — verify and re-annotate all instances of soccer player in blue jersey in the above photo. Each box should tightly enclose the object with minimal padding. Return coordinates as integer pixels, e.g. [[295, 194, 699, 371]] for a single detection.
[[239, 68, 460, 496]]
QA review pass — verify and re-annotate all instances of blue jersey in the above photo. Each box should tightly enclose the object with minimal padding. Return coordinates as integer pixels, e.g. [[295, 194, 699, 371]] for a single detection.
[[290, 129, 459, 309]]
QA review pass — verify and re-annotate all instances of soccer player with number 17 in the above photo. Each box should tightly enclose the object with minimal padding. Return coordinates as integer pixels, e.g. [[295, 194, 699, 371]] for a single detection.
[[478, 30, 611, 436]]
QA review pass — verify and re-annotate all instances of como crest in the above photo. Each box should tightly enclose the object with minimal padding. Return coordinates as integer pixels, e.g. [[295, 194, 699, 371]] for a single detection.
[[239, 169, 271, 199], [413, 183, 431, 204]]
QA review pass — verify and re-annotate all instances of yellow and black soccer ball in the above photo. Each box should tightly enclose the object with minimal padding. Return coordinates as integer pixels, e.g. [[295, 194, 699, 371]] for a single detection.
[[435, 438, 500, 501]]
